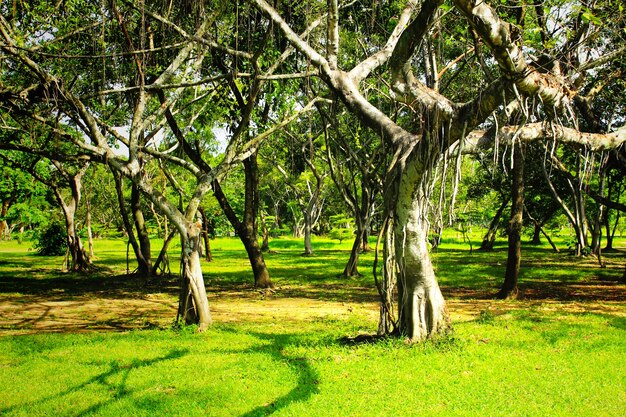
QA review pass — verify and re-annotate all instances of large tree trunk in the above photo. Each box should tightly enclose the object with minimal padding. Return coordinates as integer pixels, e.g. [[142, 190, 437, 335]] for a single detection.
[[178, 227, 212, 331], [393, 153, 450, 342], [498, 143, 524, 299]]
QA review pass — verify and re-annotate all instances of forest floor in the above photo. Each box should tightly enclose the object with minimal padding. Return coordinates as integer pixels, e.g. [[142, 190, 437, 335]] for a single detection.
[[1, 244, 624, 335]]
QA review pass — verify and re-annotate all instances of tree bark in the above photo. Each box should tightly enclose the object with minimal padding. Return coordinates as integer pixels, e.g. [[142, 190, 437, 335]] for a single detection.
[[113, 172, 152, 276], [178, 226, 212, 331], [260, 208, 270, 252], [343, 226, 364, 277], [212, 153, 274, 288], [153, 230, 177, 274], [131, 184, 153, 276], [302, 213, 314, 256], [498, 143, 524, 299], [55, 173, 90, 272], [85, 186, 95, 260], [393, 153, 450, 342]]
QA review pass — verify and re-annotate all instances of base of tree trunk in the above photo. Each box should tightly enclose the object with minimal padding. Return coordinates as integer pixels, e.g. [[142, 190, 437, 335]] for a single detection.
[[495, 286, 519, 300], [255, 272, 275, 289]]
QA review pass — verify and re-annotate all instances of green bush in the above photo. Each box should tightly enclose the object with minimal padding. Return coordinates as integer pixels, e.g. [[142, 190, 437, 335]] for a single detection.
[[34, 222, 68, 256]]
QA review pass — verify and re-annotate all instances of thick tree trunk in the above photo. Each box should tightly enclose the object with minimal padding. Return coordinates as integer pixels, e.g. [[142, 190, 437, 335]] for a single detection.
[[361, 229, 371, 252], [479, 198, 508, 251], [498, 143, 524, 299], [393, 154, 450, 342], [241, 228, 273, 288], [178, 227, 212, 331]]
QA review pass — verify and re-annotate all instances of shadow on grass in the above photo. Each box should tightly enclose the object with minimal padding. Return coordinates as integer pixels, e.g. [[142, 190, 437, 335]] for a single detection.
[[208, 328, 321, 417], [0, 266, 180, 299], [0, 347, 189, 416]]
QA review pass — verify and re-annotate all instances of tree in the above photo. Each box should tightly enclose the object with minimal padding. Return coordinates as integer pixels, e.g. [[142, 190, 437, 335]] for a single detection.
[[322, 108, 384, 277], [275, 128, 329, 256], [0, 1, 320, 329], [212, 151, 274, 288], [250, 0, 626, 342]]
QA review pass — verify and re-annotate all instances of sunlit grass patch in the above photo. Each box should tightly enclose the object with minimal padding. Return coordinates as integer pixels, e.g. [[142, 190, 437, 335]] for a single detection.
[[0, 234, 625, 416]]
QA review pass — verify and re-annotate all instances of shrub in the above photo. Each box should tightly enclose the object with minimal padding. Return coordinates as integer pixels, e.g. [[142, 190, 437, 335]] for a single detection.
[[34, 222, 68, 256]]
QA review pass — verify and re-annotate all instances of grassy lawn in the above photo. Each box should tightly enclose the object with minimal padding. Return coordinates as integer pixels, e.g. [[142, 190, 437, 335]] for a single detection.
[[0, 233, 624, 416]]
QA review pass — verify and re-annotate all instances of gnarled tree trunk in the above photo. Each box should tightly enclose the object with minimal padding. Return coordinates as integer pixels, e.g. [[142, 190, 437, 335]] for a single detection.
[[392, 152, 450, 342], [178, 225, 212, 330]]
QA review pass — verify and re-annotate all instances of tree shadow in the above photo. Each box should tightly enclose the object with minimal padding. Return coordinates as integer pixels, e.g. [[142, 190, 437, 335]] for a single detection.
[[0, 347, 189, 416], [210, 329, 321, 417]]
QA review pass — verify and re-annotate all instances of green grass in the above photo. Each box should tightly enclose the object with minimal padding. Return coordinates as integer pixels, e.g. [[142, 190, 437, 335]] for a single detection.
[[0, 232, 625, 416]]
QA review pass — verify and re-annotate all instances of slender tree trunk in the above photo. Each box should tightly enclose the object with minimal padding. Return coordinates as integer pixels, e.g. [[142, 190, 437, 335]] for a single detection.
[[113, 173, 152, 275], [498, 143, 524, 299], [85, 190, 95, 260], [198, 207, 213, 262], [131, 185, 153, 276], [153, 230, 177, 274], [479, 198, 508, 251], [302, 214, 314, 256], [260, 209, 270, 252], [0, 199, 12, 240], [212, 153, 274, 288], [393, 153, 450, 342], [178, 227, 212, 331], [343, 226, 364, 277], [53, 168, 91, 272], [531, 222, 541, 244], [604, 210, 616, 250], [591, 167, 607, 255]]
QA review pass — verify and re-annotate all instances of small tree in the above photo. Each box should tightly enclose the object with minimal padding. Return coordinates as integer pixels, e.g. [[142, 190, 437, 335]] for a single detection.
[[34, 222, 67, 256], [329, 214, 354, 245]]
